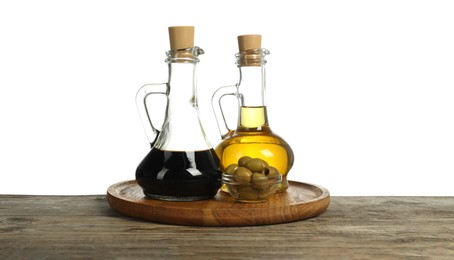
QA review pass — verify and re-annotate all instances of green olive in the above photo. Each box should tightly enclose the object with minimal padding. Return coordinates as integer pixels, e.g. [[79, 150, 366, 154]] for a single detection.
[[258, 187, 274, 199], [245, 158, 269, 172], [233, 167, 252, 184], [224, 163, 238, 175], [251, 172, 269, 186], [238, 156, 252, 167], [226, 185, 240, 198], [238, 187, 258, 200], [265, 166, 280, 177]]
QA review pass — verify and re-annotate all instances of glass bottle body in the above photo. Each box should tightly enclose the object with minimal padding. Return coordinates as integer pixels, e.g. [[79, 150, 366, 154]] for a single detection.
[[136, 47, 221, 201], [213, 49, 294, 192]]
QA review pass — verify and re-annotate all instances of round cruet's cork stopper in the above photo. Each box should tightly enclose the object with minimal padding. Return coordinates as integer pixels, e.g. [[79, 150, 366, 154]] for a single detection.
[[237, 34, 265, 66], [238, 34, 262, 51], [168, 26, 194, 50]]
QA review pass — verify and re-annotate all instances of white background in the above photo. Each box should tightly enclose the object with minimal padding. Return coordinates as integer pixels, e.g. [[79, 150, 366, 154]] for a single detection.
[[1, 0, 453, 195]]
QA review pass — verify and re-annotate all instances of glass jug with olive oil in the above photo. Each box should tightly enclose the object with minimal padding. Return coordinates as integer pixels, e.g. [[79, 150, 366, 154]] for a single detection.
[[135, 26, 221, 201], [212, 34, 294, 192]]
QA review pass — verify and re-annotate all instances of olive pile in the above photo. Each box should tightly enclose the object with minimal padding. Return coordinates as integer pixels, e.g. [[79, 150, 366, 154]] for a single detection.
[[223, 156, 281, 202]]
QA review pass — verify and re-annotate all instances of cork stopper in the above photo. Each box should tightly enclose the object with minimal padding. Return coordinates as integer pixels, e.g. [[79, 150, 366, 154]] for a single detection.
[[168, 26, 194, 50], [238, 34, 262, 51]]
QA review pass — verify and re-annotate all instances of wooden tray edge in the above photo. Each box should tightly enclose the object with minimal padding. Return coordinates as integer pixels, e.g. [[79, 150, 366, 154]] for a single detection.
[[106, 180, 330, 227]]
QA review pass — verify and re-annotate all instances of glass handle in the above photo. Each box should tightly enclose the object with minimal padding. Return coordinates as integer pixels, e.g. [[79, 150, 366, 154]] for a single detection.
[[136, 83, 167, 145], [211, 85, 238, 139]]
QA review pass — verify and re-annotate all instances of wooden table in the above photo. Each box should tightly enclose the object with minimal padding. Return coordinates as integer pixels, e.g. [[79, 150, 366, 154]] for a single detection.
[[0, 195, 453, 259]]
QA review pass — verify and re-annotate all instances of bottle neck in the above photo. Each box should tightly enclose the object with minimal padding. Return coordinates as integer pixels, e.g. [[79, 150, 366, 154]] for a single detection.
[[165, 46, 203, 109], [238, 65, 266, 107], [237, 64, 269, 131], [167, 62, 198, 108], [154, 49, 212, 151]]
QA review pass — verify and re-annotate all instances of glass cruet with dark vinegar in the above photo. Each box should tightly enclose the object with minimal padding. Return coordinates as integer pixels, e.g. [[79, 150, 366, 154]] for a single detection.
[[212, 34, 294, 192], [135, 26, 221, 201]]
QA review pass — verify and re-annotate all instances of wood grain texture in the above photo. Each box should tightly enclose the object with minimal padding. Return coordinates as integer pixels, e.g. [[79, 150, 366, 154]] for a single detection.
[[106, 180, 330, 226], [0, 195, 453, 259]]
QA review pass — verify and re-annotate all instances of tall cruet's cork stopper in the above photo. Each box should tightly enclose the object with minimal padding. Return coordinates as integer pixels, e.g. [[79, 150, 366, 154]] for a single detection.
[[238, 34, 262, 51], [168, 26, 195, 50]]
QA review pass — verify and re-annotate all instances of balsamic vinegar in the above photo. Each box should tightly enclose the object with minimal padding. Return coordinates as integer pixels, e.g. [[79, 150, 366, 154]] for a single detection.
[[136, 149, 221, 201]]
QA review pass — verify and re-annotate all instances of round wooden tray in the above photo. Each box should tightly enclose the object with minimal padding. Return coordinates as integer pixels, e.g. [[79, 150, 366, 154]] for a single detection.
[[107, 180, 330, 227]]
